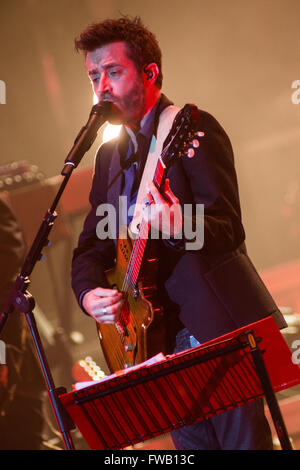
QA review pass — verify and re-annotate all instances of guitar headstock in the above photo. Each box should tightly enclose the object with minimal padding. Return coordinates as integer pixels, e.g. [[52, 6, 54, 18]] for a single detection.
[[161, 104, 202, 168]]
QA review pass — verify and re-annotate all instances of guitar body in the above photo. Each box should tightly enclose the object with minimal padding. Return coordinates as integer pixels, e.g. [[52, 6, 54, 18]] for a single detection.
[[96, 227, 165, 373]]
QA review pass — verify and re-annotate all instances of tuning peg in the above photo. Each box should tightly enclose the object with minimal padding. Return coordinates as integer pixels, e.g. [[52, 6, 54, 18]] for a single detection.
[[186, 148, 195, 158], [195, 131, 205, 137], [192, 139, 200, 148]]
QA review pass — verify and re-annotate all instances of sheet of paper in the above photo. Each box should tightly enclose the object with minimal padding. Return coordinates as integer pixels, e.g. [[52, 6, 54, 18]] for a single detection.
[[73, 352, 166, 391]]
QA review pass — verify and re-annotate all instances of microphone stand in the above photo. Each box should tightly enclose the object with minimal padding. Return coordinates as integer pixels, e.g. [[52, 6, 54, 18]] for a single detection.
[[0, 102, 111, 450]]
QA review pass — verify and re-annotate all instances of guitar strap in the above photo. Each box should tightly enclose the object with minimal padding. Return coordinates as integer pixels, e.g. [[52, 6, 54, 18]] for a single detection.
[[129, 104, 180, 236]]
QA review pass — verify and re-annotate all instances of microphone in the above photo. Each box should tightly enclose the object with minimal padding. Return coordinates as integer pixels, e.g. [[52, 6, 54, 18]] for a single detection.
[[61, 101, 111, 175]]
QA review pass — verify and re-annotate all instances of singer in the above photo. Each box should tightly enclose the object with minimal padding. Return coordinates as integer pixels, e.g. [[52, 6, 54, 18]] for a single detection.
[[71, 16, 286, 450]]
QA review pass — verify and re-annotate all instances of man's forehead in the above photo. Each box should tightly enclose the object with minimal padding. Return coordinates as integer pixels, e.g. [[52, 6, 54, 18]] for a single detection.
[[86, 41, 131, 70]]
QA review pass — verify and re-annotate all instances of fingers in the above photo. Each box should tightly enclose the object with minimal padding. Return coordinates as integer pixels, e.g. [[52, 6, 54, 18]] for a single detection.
[[145, 179, 178, 205], [162, 178, 179, 204], [95, 291, 123, 308], [93, 287, 121, 297], [146, 181, 164, 205], [82, 288, 124, 324], [143, 179, 182, 236], [92, 297, 124, 324]]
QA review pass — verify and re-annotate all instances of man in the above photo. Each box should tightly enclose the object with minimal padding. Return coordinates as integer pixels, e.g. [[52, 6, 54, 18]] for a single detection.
[[71, 16, 286, 450], [0, 195, 44, 449]]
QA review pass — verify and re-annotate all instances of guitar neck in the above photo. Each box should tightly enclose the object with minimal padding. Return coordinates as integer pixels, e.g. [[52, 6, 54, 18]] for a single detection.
[[124, 157, 166, 289], [122, 103, 199, 292]]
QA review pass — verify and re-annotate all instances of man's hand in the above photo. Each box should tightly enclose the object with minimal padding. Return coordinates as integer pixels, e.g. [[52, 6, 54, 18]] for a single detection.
[[143, 179, 183, 238], [82, 288, 124, 324]]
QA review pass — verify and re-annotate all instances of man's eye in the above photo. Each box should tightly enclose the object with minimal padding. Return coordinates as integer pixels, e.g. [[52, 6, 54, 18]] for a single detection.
[[109, 69, 121, 78]]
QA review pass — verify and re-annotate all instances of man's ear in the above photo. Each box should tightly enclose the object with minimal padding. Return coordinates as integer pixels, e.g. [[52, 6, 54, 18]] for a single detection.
[[143, 63, 159, 85]]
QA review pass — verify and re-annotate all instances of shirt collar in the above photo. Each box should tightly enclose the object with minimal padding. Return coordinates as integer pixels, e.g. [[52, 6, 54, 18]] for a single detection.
[[124, 98, 160, 153]]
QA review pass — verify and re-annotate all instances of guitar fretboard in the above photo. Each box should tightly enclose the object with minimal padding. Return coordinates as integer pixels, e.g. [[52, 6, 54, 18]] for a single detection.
[[123, 157, 165, 291]]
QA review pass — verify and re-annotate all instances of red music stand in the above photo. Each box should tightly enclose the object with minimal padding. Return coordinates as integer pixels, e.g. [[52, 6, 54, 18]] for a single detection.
[[59, 316, 300, 450]]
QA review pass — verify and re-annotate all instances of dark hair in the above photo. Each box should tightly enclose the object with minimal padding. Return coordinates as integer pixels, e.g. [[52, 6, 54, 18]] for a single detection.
[[74, 16, 163, 89]]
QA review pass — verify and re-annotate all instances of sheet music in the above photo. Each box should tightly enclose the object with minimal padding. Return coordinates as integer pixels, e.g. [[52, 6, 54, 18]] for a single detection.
[[73, 352, 166, 391]]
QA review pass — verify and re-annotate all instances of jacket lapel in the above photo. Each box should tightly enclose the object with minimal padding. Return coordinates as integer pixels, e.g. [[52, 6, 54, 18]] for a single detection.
[[107, 144, 122, 210]]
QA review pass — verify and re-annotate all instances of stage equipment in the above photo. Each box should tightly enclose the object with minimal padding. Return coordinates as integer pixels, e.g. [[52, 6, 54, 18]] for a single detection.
[[60, 316, 300, 450]]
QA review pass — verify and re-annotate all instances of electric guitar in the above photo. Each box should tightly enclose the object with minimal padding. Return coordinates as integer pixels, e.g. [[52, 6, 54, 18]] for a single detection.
[[97, 104, 201, 373]]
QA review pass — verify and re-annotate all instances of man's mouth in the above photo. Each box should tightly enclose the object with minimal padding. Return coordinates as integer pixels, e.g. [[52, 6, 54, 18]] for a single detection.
[[101, 101, 123, 123]]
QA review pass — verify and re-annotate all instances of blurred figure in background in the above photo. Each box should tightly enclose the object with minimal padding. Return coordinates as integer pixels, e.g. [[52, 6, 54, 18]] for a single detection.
[[0, 194, 44, 450]]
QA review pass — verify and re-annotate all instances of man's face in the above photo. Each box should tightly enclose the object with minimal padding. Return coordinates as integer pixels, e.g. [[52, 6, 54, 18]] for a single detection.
[[86, 41, 146, 128]]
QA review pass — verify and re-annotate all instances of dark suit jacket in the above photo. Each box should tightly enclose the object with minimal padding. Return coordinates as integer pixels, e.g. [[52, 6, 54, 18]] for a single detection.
[[72, 95, 286, 352]]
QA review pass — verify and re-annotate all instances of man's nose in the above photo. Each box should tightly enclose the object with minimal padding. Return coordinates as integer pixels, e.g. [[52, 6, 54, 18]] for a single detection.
[[96, 73, 111, 96]]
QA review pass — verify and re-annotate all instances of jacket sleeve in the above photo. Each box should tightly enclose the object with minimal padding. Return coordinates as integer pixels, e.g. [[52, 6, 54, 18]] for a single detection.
[[165, 109, 245, 255]]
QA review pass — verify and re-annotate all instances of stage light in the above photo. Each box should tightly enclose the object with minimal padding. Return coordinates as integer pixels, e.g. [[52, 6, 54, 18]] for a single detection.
[[93, 93, 121, 143], [102, 123, 122, 143]]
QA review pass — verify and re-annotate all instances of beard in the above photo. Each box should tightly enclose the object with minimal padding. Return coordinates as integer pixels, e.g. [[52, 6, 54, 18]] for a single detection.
[[100, 75, 145, 128]]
